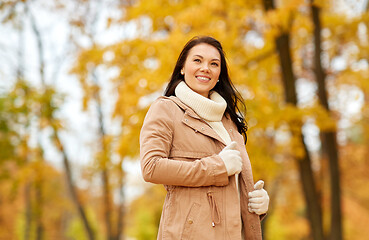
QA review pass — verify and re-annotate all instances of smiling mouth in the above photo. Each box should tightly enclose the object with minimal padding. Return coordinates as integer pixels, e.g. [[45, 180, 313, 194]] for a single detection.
[[196, 76, 211, 82]]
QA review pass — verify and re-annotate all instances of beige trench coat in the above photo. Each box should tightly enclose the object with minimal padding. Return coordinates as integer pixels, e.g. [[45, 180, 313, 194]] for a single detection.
[[140, 96, 263, 240]]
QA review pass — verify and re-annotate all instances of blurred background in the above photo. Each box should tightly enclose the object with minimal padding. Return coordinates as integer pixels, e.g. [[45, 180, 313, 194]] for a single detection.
[[0, 0, 368, 239]]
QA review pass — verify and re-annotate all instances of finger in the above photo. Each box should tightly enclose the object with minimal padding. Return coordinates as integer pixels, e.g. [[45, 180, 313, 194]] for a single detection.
[[254, 180, 264, 190], [227, 149, 240, 155], [248, 207, 254, 213], [253, 209, 266, 215], [228, 150, 241, 161], [248, 190, 264, 198], [248, 202, 263, 210], [224, 141, 237, 150], [248, 197, 264, 204]]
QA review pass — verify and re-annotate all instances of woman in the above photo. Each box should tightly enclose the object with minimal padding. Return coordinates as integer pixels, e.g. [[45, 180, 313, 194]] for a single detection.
[[140, 36, 269, 240]]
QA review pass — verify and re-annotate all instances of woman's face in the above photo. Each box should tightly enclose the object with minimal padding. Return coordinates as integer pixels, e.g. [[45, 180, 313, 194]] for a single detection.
[[181, 43, 221, 98]]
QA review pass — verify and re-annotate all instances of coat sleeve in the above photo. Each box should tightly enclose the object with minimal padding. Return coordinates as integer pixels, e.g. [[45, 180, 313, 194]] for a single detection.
[[140, 98, 229, 187]]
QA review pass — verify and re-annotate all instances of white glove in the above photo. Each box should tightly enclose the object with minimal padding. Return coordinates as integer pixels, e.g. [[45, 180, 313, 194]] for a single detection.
[[219, 141, 242, 176], [248, 180, 269, 215]]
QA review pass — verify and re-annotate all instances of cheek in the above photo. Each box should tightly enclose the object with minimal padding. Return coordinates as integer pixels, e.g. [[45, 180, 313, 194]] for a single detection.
[[214, 69, 221, 79], [183, 68, 192, 78], [187, 66, 196, 75]]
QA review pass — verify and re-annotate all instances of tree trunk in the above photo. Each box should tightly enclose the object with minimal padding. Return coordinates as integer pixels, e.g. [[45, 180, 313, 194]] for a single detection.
[[27, 3, 45, 86], [92, 73, 114, 240], [26, 3, 95, 239], [311, 4, 343, 240], [53, 128, 96, 240], [115, 159, 125, 240], [277, 32, 325, 240], [27, 5, 45, 239], [296, 135, 325, 240], [35, 176, 43, 240], [17, 17, 32, 240], [262, 1, 325, 239], [24, 182, 32, 240], [102, 169, 113, 240]]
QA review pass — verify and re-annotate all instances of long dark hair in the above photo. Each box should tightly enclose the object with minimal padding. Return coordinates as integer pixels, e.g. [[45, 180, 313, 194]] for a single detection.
[[164, 36, 248, 142]]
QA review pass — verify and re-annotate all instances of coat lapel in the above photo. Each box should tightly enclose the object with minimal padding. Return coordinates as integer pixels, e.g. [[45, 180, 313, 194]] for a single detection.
[[168, 96, 227, 146], [182, 112, 227, 145]]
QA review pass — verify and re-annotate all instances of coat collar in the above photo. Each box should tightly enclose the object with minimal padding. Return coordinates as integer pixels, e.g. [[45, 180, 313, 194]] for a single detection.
[[160, 96, 236, 146]]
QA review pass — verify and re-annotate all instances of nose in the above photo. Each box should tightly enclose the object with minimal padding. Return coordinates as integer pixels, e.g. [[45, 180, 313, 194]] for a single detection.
[[200, 63, 210, 72]]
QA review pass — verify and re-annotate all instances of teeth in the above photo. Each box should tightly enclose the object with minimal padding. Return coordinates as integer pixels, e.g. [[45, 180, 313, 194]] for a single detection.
[[197, 76, 210, 81]]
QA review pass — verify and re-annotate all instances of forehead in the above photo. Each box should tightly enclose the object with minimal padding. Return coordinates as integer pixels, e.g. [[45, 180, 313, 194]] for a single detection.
[[187, 43, 220, 60]]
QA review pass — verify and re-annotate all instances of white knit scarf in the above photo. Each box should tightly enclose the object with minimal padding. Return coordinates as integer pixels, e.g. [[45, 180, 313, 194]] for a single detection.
[[175, 81, 231, 144]]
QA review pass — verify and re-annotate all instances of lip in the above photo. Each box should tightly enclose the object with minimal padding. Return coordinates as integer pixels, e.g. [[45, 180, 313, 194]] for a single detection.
[[196, 75, 211, 83]]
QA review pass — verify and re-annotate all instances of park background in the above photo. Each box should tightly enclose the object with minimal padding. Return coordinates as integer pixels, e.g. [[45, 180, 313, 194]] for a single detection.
[[0, 0, 368, 239]]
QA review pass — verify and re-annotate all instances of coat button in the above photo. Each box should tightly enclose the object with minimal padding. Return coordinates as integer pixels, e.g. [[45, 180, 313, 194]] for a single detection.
[[188, 219, 193, 224], [185, 119, 188, 122], [201, 127, 204, 131], [229, 129, 233, 132]]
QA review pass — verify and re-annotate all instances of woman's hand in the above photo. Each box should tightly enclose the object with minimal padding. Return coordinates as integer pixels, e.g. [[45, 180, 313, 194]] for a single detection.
[[219, 141, 242, 176], [248, 180, 269, 215]]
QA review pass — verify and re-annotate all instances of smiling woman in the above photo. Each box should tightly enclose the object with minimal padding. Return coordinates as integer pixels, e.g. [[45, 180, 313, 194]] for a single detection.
[[139, 36, 269, 240]]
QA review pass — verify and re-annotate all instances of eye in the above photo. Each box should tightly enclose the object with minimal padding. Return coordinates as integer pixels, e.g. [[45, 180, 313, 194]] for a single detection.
[[194, 58, 201, 63], [211, 62, 219, 67]]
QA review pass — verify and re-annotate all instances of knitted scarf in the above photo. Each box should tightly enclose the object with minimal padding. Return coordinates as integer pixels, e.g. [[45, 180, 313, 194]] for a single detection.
[[175, 81, 231, 145]]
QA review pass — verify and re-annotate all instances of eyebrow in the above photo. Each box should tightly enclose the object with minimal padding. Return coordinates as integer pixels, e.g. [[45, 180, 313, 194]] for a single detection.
[[193, 54, 220, 61]]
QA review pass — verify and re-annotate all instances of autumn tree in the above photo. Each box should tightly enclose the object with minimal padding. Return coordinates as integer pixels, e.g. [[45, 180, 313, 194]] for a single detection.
[[261, 0, 325, 239], [1, 0, 368, 239], [310, 1, 342, 239], [1, 0, 96, 239], [80, 0, 367, 239]]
